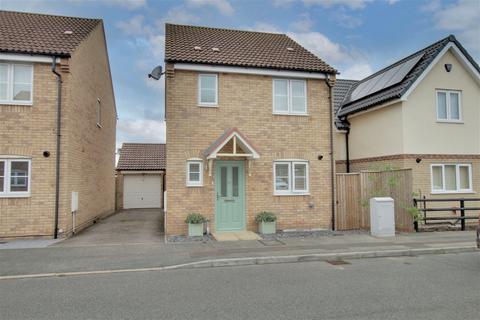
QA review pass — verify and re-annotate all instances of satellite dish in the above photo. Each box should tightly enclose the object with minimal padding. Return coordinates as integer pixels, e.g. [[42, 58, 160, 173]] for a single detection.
[[148, 66, 164, 80]]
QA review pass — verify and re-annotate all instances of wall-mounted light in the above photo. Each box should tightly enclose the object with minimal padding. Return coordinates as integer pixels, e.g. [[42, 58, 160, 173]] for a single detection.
[[416, 158, 422, 163], [445, 64, 452, 72], [318, 155, 323, 160]]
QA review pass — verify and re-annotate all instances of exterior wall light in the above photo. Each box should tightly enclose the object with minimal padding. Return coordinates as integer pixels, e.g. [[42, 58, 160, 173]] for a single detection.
[[445, 64, 452, 72], [416, 158, 422, 163]]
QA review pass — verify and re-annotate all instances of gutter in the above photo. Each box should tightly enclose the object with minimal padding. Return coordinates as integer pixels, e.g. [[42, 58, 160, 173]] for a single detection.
[[51, 56, 62, 239], [325, 76, 336, 231]]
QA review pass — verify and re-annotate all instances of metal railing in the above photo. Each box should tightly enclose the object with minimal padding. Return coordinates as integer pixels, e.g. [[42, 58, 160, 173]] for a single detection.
[[413, 197, 480, 231]]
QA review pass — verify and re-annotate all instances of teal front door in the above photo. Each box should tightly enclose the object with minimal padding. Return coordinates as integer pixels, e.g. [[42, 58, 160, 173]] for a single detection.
[[215, 161, 245, 231]]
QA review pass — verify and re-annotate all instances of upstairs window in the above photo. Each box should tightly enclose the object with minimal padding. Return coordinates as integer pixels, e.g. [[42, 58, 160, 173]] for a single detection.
[[431, 164, 472, 193], [274, 161, 309, 195], [0, 63, 33, 105], [273, 79, 307, 115], [0, 158, 31, 197], [198, 74, 218, 106], [436, 90, 461, 122], [186, 160, 203, 187]]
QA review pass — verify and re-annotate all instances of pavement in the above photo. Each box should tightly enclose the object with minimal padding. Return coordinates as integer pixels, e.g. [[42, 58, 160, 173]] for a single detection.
[[1, 252, 478, 320]]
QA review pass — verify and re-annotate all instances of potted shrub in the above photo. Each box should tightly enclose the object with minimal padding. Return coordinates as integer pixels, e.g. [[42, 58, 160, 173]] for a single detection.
[[185, 213, 206, 237], [255, 212, 277, 234]]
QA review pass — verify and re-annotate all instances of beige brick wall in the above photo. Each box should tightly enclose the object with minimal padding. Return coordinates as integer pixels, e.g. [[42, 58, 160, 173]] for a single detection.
[[166, 67, 334, 236], [0, 23, 116, 238]]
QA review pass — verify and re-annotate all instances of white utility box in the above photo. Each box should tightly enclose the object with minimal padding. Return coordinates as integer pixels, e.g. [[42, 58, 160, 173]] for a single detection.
[[369, 197, 395, 237]]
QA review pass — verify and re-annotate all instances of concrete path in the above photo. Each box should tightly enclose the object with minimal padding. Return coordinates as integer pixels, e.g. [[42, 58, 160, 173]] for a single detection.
[[0, 230, 476, 278], [56, 208, 164, 247]]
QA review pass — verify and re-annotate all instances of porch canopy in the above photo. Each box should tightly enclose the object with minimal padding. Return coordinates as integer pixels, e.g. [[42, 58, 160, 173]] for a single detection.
[[203, 128, 260, 175]]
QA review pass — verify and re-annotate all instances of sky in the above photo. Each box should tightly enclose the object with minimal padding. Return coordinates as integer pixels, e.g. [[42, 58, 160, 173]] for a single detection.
[[1, 0, 479, 149]]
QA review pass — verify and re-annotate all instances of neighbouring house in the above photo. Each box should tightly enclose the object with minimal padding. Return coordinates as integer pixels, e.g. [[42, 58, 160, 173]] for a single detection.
[[164, 24, 337, 236], [0, 11, 117, 238], [116, 143, 166, 210], [334, 35, 480, 209]]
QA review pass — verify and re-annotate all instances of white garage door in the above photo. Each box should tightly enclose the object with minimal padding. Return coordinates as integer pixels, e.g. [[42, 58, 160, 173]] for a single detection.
[[124, 175, 161, 209]]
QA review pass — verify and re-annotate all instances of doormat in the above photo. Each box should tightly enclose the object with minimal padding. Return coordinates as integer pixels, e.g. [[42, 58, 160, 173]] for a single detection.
[[325, 260, 351, 265], [258, 239, 285, 246]]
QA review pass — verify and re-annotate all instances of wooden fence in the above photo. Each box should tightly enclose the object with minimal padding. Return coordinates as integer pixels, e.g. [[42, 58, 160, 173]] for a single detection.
[[336, 169, 414, 232]]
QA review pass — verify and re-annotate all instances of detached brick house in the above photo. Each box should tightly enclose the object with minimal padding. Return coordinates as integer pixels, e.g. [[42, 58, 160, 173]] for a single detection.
[[334, 36, 480, 207], [0, 11, 117, 238], [165, 24, 337, 236]]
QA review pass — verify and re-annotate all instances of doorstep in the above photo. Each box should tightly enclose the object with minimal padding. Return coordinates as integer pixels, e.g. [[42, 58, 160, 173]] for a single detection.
[[212, 231, 261, 241]]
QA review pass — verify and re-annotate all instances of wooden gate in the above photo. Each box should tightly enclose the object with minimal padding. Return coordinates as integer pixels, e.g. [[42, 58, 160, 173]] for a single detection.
[[336, 169, 414, 232]]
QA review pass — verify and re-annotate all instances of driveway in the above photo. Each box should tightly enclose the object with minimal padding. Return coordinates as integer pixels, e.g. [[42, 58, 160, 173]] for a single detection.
[[57, 209, 164, 247]]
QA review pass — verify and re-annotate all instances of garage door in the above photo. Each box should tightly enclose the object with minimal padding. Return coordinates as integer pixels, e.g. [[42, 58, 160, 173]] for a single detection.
[[124, 175, 161, 209]]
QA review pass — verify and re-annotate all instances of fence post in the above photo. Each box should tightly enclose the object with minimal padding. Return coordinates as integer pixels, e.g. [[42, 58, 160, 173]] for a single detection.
[[460, 199, 465, 231]]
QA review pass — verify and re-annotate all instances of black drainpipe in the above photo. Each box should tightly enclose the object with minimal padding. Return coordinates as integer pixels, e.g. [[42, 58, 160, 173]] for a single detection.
[[51, 57, 62, 239], [344, 118, 351, 173], [325, 76, 336, 231]]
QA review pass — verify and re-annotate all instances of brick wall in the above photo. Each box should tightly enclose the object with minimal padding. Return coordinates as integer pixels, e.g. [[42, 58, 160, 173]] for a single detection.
[[0, 23, 116, 238], [166, 67, 334, 236]]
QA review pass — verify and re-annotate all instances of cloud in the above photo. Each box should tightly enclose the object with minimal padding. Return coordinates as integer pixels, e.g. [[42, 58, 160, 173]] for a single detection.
[[332, 12, 362, 28], [186, 0, 234, 16], [303, 0, 373, 10], [429, 0, 480, 57], [250, 22, 282, 33], [118, 119, 166, 143], [272, 0, 296, 8], [73, 0, 146, 10], [162, 5, 200, 25], [287, 31, 350, 64], [340, 62, 373, 79], [289, 13, 314, 32], [116, 15, 151, 35]]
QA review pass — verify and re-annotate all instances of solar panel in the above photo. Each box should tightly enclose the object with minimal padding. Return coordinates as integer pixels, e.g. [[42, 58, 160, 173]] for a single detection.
[[349, 53, 424, 102]]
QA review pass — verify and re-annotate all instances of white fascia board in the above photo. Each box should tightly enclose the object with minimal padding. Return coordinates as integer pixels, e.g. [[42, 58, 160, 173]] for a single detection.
[[0, 53, 60, 63], [402, 43, 480, 100], [174, 63, 327, 79]]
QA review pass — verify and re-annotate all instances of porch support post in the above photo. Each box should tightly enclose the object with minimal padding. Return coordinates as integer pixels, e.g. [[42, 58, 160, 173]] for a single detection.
[[248, 159, 252, 177], [208, 159, 213, 176]]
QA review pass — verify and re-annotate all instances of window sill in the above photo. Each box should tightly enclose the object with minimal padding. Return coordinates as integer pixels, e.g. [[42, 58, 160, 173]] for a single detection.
[[274, 192, 310, 196], [198, 104, 218, 108], [186, 184, 203, 188], [430, 191, 475, 195], [273, 112, 309, 117], [0, 101, 33, 106], [0, 193, 31, 198], [436, 120, 464, 124]]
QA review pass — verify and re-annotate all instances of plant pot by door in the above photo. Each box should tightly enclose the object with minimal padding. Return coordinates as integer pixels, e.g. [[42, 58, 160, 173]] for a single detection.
[[258, 221, 276, 234], [188, 223, 204, 237]]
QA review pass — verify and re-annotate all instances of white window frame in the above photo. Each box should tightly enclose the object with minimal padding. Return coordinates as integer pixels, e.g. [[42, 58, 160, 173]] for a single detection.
[[436, 89, 462, 123], [198, 73, 218, 107], [273, 160, 309, 195], [430, 164, 473, 194], [273, 79, 307, 115], [186, 160, 203, 187], [96, 98, 102, 128], [0, 158, 32, 198], [0, 63, 34, 105]]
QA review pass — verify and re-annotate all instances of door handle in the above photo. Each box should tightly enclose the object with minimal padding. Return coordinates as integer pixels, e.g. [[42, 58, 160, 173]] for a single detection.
[[224, 198, 234, 202]]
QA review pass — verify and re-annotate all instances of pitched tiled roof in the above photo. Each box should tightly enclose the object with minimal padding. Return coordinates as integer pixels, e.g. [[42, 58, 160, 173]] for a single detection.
[[337, 35, 480, 117], [165, 23, 337, 74], [117, 143, 166, 171], [0, 10, 101, 57], [333, 79, 358, 130]]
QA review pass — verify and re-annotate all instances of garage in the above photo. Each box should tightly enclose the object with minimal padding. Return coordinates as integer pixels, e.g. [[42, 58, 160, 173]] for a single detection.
[[116, 143, 166, 210], [123, 174, 162, 209]]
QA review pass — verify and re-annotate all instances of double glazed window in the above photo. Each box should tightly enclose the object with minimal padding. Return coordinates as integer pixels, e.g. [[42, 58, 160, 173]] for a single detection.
[[186, 160, 203, 187], [431, 164, 472, 193], [436, 90, 461, 122], [273, 79, 307, 114], [274, 161, 309, 195], [0, 159, 31, 197], [198, 74, 218, 106], [0, 63, 33, 104]]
